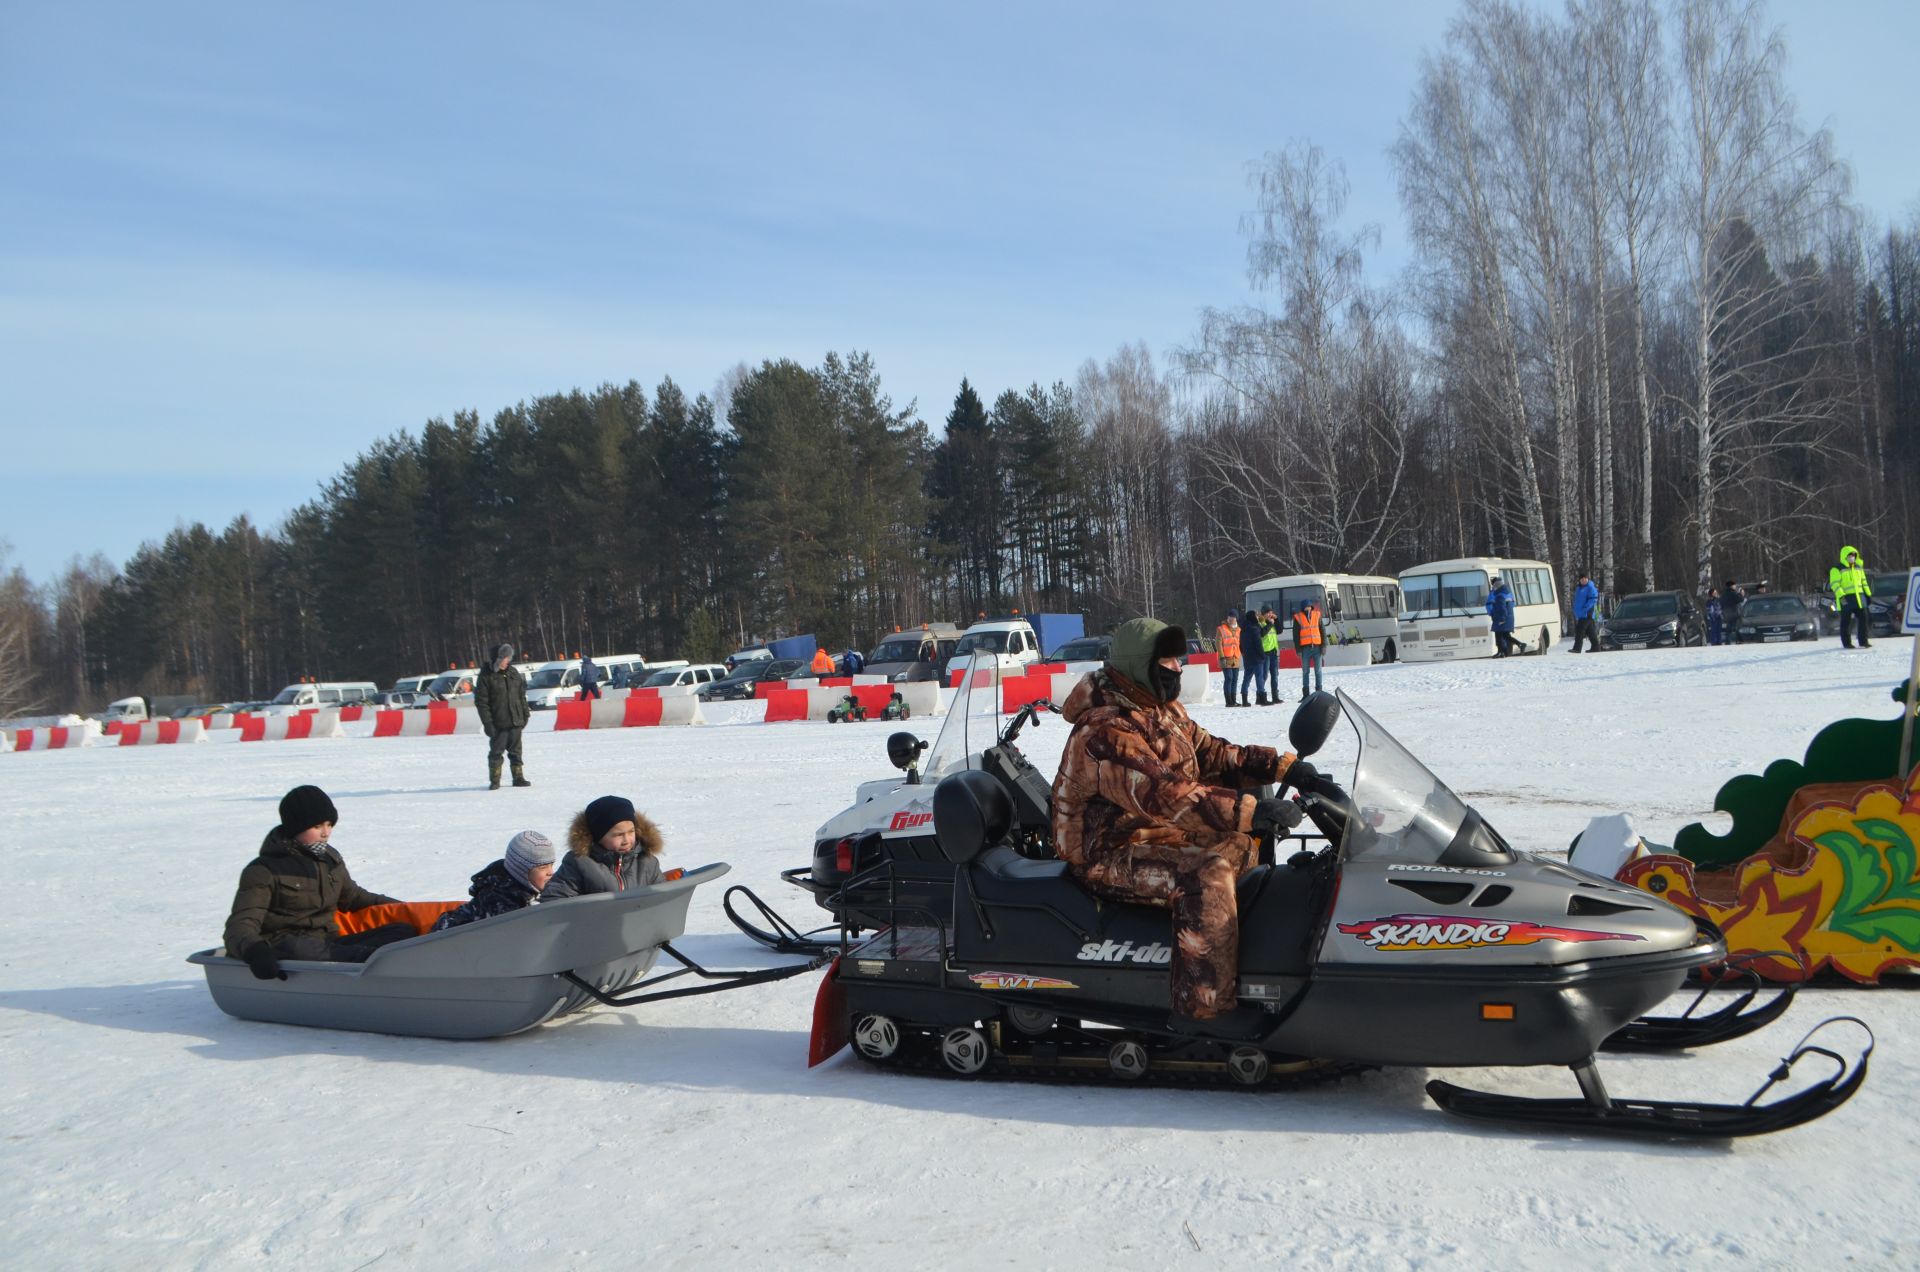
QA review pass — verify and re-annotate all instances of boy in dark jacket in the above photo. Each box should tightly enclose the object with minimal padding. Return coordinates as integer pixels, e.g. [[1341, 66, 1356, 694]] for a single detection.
[[223, 785, 413, 980], [540, 795, 665, 900], [432, 830, 557, 931]]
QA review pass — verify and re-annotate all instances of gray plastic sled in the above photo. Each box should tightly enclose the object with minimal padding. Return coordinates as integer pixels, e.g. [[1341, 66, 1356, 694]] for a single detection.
[[189, 863, 735, 1039]]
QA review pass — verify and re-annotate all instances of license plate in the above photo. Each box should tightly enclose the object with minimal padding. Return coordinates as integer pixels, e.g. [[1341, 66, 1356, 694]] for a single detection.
[[1763, 634, 1788, 642], [1623, 641, 1647, 650]]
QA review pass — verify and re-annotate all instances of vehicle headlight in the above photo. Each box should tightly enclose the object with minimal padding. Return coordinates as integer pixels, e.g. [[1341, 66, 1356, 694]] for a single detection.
[[1659, 620, 1678, 632], [892, 672, 907, 682], [1738, 626, 1755, 635], [1797, 622, 1816, 634]]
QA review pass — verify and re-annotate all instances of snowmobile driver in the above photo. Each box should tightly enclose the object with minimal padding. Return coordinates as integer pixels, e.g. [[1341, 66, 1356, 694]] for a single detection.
[[1050, 617, 1343, 1034]]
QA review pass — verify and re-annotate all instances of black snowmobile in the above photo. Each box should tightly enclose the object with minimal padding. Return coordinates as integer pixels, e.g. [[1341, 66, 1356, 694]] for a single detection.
[[804, 682, 1871, 1139]]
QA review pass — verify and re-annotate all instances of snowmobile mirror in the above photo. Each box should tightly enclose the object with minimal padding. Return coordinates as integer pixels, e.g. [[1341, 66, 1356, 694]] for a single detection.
[[1289, 691, 1341, 758], [932, 770, 1013, 864], [887, 731, 928, 772]]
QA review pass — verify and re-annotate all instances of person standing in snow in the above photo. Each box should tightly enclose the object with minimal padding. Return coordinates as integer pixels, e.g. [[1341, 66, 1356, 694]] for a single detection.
[[540, 795, 665, 900], [1705, 588, 1725, 646], [1486, 576, 1517, 657], [432, 831, 558, 931], [1722, 578, 1746, 641], [1215, 611, 1243, 707], [1257, 606, 1283, 704], [224, 785, 413, 979], [1292, 596, 1325, 698], [474, 642, 531, 790], [1568, 570, 1602, 653], [1239, 608, 1267, 706], [809, 646, 835, 676], [578, 654, 602, 700], [1050, 617, 1337, 1031], [1829, 546, 1874, 650]]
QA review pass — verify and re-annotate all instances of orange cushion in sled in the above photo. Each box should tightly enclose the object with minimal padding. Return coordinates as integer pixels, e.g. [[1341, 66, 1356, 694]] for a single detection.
[[336, 901, 463, 936]]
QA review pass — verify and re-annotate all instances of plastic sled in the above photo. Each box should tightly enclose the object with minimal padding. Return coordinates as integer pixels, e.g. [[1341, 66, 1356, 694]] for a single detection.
[[189, 863, 730, 1039]]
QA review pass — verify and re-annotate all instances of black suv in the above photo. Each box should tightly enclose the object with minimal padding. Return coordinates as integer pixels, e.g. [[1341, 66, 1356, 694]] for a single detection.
[[1601, 591, 1707, 650], [1731, 594, 1820, 643], [1867, 571, 1910, 639], [697, 658, 807, 701]]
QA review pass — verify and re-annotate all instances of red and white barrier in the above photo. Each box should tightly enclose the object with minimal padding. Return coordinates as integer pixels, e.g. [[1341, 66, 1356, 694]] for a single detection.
[[1, 730, 10, 753], [554, 694, 703, 730], [241, 710, 345, 742], [371, 707, 481, 738], [116, 719, 207, 746], [9, 723, 100, 751]]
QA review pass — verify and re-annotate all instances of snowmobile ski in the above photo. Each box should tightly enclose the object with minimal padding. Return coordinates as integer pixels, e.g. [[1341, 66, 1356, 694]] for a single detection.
[[1428, 1017, 1872, 1139], [1600, 959, 1795, 1053]]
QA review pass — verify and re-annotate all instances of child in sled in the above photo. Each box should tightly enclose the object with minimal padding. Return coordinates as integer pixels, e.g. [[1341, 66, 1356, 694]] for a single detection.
[[432, 830, 558, 931], [224, 785, 415, 980], [540, 795, 664, 900]]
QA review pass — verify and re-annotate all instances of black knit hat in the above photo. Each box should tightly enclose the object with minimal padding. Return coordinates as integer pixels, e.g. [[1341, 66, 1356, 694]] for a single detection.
[[584, 794, 637, 844], [279, 785, 338, 834]]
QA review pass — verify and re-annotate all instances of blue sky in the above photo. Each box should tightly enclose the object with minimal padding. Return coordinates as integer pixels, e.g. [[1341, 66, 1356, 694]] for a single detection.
[[3, 1, 1914, 582]]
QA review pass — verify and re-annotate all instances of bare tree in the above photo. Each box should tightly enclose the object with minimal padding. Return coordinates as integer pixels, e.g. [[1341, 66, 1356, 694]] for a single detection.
[[1079, 343, 1177, 616], [1184, 142, 1412, 576], [1674, 0, 1846, 591]]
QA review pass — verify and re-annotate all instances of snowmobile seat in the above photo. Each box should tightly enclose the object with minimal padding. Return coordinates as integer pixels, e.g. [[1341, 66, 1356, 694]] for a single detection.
[[933, 769, 1015, 864]]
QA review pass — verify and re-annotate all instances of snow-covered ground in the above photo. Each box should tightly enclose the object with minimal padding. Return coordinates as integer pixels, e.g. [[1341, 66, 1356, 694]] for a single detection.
[[4, 641, 1917, 1268]]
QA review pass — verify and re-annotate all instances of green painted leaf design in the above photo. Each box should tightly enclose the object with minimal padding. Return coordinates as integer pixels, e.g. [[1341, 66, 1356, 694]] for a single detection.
[[1853, 818, 1920, 903], [1816, 829, 1887, 921], [1834, 908, 1920, 952]]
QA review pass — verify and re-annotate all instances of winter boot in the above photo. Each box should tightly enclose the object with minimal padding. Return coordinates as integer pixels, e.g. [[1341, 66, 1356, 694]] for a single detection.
[[1255, 691, 1270, 706], [511, 764, 532, 789], [488, 761, 502, 791]]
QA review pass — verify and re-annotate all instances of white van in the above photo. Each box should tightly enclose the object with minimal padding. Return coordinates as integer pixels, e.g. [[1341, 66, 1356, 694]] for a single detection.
[[391, 673, 437, 695], [637, 663, 727, 690], [1396, 557, 1560, 661], [102, 696, 150, 724], [526, 654, 649, 708], [951, 618, 1042, 674], [265, 681, 380, 714], [1243, 573, 1403, 663]]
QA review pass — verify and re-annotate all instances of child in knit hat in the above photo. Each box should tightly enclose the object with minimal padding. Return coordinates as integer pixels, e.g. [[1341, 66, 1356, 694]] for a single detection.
[[224, 784, 412, 980], [431, 830, 559, 932], [539, 795, 664, 900]]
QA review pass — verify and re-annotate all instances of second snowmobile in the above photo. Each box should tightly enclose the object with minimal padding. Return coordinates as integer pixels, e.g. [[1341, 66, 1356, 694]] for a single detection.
[[805, 681, 1870, 1139]]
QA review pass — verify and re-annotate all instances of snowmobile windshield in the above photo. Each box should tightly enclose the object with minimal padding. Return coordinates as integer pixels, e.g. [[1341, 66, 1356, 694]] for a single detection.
[[923, 653, 1002, 779], [1337, 689, 1515, 868]]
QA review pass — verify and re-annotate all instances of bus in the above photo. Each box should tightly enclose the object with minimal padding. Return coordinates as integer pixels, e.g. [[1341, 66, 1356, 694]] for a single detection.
[[1241, 573, 1404, 663], [1395, 557, 1559, 662]]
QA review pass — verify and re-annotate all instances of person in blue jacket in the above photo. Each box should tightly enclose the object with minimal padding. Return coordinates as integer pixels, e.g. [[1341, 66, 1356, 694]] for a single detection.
[[1705, 588, 1725, 645], [1568, 570, 1601, 653], [1486, 576, 1518, 657]]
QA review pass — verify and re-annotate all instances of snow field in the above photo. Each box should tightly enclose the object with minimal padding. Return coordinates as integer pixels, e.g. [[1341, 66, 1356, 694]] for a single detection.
[[2, 640, 1917, 1268]]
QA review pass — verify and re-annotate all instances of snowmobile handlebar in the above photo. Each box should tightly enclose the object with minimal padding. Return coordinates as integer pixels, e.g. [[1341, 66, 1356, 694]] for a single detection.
[[999, 699, 1059, 745]]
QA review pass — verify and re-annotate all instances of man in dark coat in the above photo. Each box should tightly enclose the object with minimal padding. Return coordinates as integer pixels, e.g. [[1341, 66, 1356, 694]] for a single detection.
[[1050, 617, 1337, 1031], [474, 642, 531, 790], [224, 785, 412, 979]]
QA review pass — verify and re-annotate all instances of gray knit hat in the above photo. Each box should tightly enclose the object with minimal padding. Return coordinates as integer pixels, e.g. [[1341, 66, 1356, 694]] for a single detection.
[[503, 830, 556, 888]]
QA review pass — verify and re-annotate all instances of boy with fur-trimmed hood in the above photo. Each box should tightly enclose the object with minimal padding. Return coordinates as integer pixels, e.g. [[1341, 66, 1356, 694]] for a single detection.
[[539, 795, 664, 900]]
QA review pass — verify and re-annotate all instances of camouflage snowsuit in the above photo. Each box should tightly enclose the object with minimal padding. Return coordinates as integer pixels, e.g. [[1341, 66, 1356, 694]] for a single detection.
[[1050, 668, 1294, 1017]]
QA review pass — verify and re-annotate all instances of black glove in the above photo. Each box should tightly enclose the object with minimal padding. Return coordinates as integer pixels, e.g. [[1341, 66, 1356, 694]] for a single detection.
[[243, 942, 288, 981], [1250, 795, 1303, 835], [1284, 760, 1345, 802]]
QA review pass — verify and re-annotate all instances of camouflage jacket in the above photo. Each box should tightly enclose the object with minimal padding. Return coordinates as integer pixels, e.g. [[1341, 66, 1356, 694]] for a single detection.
[[1050, 667, 1294, 865]]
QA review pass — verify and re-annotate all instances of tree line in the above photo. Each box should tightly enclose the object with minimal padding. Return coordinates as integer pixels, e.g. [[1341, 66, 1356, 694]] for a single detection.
[[3, 0, 1915, 716]]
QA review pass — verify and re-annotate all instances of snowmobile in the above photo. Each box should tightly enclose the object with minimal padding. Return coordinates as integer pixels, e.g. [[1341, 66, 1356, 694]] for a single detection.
[[827, 693, 868, 724], [725, 660, 1059, 954], [804, 677, 1872, 1139]]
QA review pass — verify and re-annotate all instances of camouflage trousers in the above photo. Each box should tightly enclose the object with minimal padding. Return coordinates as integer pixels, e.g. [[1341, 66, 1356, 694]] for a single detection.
[[1073, 830, 1260, 1018]]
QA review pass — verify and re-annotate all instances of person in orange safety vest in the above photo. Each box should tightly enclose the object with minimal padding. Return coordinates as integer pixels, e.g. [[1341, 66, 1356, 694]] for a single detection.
[[1215, 611, 1245, 707], [1292, 598, 1325, 699]]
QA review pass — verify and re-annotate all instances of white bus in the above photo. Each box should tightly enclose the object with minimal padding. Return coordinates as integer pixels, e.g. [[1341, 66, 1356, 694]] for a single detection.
[[1241, 573, 1404, 663], [1396, 557, 1559, 662]]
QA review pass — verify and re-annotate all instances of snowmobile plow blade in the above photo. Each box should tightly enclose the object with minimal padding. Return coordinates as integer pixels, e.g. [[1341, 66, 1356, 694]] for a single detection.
[[1429, 1017, 1872, 1140]]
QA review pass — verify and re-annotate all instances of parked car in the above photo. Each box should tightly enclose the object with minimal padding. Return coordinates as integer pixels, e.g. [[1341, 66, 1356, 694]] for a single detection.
[[698, 658, 808, 701], [863, 625, 962, 683], [414, 670, 480, 707], [1600, 591, 1708, 650], [1731, 593, 1820, 643], [1867, 571, 1910, 639], [369, 691, 417, 708], [639, 663, 727, 690], [1046, 635, 1111, 663]]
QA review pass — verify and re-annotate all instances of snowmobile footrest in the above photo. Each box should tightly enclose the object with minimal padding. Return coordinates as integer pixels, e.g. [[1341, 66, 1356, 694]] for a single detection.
[[1429, 1017, 1873, 1140]]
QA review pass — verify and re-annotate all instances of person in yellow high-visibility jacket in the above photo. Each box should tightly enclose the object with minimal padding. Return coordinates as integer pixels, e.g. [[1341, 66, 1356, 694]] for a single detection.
[[1829, 545, 1873, 650], [1257, 607, 1282, 705]]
